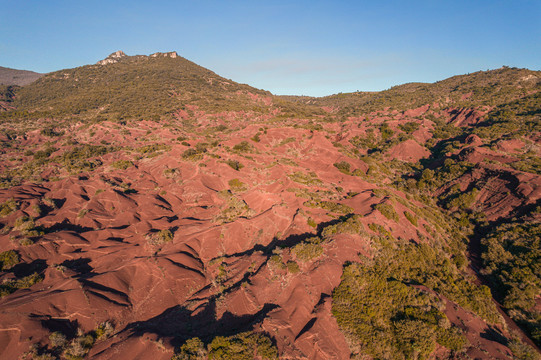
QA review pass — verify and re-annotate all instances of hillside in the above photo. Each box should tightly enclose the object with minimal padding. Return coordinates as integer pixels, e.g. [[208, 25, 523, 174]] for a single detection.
[[0, 54, 539, 360], [0, 66, 43, 86]]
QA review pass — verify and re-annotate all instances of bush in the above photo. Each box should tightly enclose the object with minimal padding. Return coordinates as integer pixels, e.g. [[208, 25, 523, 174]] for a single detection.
[[0, 198, 18, 217], [111, 160, 133, 170], [286, 260, 300, 274], [303, 200, 353, 215], [49, 331, 67, 348], [333, 161, 351, 175], [225, 160, 244, 171], [399, 121, 420, 134], [0, 272, 43, 297], [232, 141, 253, 153], [172, 337, 206, 360], [95, 321, 114, 340], [292, 238, 324, 262], [404, 211, 418, 226], [228, 178, 246, 192], [373, 203, 399, 221], [207, 332, 278, 360], [0, 250, 19, 270], [147, 229, 174, 247]]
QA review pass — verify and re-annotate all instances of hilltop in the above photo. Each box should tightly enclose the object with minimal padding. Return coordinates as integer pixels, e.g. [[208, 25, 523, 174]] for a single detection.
[[0, 53, 539, 360]]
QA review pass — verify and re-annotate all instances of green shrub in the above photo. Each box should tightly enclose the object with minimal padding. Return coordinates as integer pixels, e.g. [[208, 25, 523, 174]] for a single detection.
[[228, 178, 246, 192], [207, 332, 278, 360], [269, 255, 287, 270], [404, 211, 418, 226], [172, 337, 206, 360], [0, 272, 43, 297], [333, 161, 351, 175], [321, 215, 363, 238], [232, 141, 253, 153], [0, 250, 19, 270], [380, 123, 394, 140], [374, 203, 399, 221], [436, 326, 467, 352], [251, 133, 261, 142], [95, 321, 114, 340], [288, 171, 322, 185], [303, 200, 353, 215], [111, 160, 133, 170], [287, 260, 300, 274], [292, 238, 324, 262], [147, 229, 174, 247], [481, 222, 541, 346], [399, 121, 420, 134], [0, 198, 18, 217], [225, 160, 244, 171], [49, 331, 67, 348]]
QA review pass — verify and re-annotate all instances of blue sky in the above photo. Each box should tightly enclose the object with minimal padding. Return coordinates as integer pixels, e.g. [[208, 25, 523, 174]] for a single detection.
[[1, 0, 539, 96]]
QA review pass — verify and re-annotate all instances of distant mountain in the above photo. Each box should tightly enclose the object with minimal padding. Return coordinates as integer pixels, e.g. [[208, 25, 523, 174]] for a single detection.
[[0, 66, 43, 86], [8, 50, 278, 121]]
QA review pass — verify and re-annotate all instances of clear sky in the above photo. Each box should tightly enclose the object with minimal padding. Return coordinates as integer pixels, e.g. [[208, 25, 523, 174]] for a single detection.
[[1, 0, 540, 96]]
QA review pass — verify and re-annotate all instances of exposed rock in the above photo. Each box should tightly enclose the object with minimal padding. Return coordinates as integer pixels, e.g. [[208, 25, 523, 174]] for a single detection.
[[97, 50, 128, 65]]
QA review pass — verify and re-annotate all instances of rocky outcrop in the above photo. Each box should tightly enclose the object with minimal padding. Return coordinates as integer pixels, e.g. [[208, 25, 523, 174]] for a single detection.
[[97, 50, 127, 65]]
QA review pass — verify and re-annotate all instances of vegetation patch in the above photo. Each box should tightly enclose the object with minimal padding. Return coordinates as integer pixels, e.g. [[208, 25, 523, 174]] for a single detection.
[[303, 200, 353, 215], [481, 222, 541, 346], [404, 211, 418, 226], [0, 198, 19, 217], [173, 331, 278, 360], [292, 237, 324, 262], [146, 229, 174, 247], [288, 171, 322, 185], [0, 250, 20, 270], [373, 202, 399, 222], [333, 161, 352, 175], [225, 159, 244, 171], [228, 178, 247, 192], [0, 272, 43, 297], [332, 238, 500, 359], [111, 159, 133, 170]]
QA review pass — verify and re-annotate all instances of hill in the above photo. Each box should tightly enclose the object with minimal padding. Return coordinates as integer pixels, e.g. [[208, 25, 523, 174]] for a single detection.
[[0, 66, 43, 86], [0, 54, 539, 360]]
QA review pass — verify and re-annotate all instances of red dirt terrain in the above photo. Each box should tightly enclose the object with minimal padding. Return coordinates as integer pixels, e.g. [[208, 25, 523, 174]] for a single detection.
[[0, 56, 539, 359]]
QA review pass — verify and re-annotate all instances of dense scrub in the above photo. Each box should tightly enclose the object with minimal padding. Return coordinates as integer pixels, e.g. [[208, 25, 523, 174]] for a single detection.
[[333, 236, 498, 359], [172, 332, 278, 360], [481, 222, 541, 346]]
